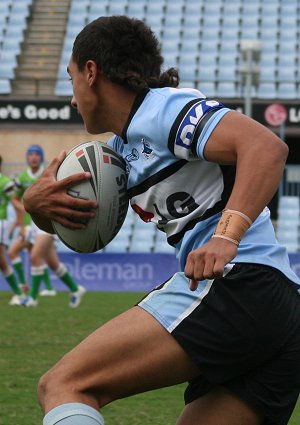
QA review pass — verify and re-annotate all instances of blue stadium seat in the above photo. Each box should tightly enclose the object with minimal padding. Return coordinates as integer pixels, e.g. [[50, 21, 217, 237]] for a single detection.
[[0, 78, 11, 95], [277, 83, 298, 100], [216, 82, 237, 98], [277, 66, 297, 82], [108, 0, 128, 15], [153, 231, 175, 254], [197, 81, 216, 97], [55, 80, 72, 97], [257, 82, 277, 99], [259, 65, 277, 83], [127, 2, 146, 19], [88, 1, 109, 20], [129, 235, 154, 253], [217, 65, 236, 82]]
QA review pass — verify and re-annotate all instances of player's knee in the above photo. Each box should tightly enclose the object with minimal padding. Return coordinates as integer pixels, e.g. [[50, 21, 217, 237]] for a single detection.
[[37, 370, 51, 409], [38, 362, 108, 410]]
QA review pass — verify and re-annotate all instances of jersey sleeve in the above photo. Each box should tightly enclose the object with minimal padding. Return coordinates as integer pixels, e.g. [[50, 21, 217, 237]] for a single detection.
[[3, 179, 15, 198], [167, 98, 232, 161], [13, 175, 25, 198]]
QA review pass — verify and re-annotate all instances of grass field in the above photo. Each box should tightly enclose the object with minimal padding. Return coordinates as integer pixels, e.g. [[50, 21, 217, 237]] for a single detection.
[[0, 290, 299, 425]]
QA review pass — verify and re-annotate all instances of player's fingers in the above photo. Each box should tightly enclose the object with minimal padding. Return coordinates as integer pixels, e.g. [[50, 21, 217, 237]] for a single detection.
[[51, 216, 87, 230], [201, 253, 216, 280], [45, 151, 67, 175], [189, 279, 199, 291], [57, 172, 92, 189], [63, 193, 98, 210], [213, 258, 227, 279]]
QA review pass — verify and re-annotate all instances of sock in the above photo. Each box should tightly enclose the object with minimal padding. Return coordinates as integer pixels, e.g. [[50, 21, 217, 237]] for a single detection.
[[42, 265, 55, 290], [55, 263, 78, 292], [4, 266, 22, 295], [11, 256, 26, 284], [43, 403, 104, 425], [30, 266, 45, 299]]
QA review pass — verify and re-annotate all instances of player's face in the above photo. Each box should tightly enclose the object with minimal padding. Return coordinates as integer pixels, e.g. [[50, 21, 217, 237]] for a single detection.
[[68, 57, 106, 134], [27, 152, 42, 170]]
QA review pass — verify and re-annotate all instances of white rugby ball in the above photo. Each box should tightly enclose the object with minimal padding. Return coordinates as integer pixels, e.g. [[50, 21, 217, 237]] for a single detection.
[[52, 141, 128, 253]]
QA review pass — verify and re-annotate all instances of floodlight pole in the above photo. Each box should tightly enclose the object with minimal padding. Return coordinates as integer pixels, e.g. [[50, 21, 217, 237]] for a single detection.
[[239, 40, 261, 118]]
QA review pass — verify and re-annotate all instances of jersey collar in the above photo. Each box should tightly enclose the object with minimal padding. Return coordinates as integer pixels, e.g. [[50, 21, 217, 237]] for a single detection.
[[121, 88, 149, 143]]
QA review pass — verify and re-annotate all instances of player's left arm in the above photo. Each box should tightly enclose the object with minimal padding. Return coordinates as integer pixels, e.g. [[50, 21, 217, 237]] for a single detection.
[[185, 110, 288, 289]]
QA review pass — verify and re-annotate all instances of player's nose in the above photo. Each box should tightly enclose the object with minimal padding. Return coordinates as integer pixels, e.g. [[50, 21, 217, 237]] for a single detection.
[[71, 96, 77, 109]]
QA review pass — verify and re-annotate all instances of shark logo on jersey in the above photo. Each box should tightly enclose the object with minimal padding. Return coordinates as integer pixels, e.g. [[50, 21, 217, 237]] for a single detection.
[[125, 148, 139, 173], [141, 138, 155, 160]]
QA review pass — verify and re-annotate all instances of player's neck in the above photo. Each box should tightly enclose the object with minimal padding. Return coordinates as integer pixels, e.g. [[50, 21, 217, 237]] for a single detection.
[[103, 85, 137, 136]]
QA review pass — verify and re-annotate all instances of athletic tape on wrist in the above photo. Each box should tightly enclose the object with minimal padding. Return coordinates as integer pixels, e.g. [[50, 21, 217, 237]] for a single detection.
[[212, 209, 252, 246]]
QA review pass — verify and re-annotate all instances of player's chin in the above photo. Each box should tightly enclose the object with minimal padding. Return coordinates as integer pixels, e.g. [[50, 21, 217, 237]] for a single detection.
[[85, 122, 104, 135]]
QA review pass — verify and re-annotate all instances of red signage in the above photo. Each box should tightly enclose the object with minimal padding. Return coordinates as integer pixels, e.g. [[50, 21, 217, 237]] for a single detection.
[[264, 103, 288, 127]]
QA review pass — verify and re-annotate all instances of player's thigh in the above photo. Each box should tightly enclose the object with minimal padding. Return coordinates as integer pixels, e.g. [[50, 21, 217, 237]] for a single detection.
[[0, 245, 8, 270], [43, 240, 60, 269], [30, 233, 53, 260], [8, 237, 30, 257], [41, 305, 200, 410], [176, 387, 263, 425]]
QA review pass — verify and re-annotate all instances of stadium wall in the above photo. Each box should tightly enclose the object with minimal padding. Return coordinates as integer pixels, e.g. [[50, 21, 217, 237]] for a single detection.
[[0, 127, 110, 174]]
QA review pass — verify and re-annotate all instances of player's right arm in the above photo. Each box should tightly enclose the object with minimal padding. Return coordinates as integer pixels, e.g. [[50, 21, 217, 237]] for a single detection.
[[23, 150, 98, 231]]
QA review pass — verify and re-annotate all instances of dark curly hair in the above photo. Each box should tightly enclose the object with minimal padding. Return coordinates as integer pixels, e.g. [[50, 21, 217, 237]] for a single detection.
[[72, 15, 179, 91]]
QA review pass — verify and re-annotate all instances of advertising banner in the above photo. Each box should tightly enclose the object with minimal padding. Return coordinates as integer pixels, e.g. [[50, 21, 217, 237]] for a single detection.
[[49, 252, 180, 292], [1, 252, 300, 293]]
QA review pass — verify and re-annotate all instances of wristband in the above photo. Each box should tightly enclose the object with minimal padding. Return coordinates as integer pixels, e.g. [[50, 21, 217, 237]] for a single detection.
[[212, 209, 252, 246]]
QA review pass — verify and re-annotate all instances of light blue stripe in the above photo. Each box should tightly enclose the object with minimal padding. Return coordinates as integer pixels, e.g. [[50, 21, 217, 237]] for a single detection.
[[197, 108, 232, 159], [138, 272, 213, 332]]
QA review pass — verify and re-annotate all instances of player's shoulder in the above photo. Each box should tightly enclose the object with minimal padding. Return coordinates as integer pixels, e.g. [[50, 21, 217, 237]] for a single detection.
[[147, 86, 206, 106]]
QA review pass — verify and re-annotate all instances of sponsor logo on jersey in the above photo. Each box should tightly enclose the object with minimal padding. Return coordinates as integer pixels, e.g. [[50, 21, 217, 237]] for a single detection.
[[175, 100, 220, 150]]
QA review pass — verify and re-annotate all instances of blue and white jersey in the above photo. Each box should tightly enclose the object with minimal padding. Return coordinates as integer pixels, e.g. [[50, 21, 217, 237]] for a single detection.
[[108, 87, 300, 287]]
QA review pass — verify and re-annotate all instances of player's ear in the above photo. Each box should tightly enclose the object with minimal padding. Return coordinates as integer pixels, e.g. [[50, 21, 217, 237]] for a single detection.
[[86, 60, 98, 86]]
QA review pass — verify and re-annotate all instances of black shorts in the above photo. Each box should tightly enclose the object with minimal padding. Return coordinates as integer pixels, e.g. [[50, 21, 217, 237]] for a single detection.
[[170, 264, 300, 425]]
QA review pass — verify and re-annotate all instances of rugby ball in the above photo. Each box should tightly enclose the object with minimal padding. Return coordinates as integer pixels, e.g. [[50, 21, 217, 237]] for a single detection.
[[52, 141, 128, 253]]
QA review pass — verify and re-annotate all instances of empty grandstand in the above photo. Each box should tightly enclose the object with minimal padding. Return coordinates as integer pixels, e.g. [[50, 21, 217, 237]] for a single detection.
[[0, 0, 299, 99]]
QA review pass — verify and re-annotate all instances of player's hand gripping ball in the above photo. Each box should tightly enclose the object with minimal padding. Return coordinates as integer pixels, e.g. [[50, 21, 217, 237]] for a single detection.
[[52, 141, 129, 253]]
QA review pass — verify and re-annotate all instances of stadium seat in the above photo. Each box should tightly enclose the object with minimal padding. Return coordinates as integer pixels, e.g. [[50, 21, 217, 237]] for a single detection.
[[259, 65, 277, 83], [277, 66, 297, 83], [277, 83, 297, 100], [127, 2, 146, 19], [129, 235, 154, 253], [0, 78, 11, 95], [197, 81, 216, 97], [257, 83, 277, 99], [0, 62, 15, 79], [216, 82, 237, 98], [55, 80, 72, 97], [153, 231, 175, 254], [108, 0, 128, 15], [217, 65, 236, 83]]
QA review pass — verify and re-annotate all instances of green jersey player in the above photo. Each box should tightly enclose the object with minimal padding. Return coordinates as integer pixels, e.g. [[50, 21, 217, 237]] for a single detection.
[[0, 155, 25, 305], [8, 145, 86, 308]]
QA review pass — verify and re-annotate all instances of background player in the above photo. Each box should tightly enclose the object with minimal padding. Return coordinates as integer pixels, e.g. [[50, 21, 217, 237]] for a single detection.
[[0, 155, 25, 305], [9, 144, 86, 308], [8, 144, 49, 292]]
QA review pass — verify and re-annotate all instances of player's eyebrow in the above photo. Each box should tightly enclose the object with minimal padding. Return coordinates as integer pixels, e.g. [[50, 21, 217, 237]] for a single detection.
[[67, 66, 70, 75]]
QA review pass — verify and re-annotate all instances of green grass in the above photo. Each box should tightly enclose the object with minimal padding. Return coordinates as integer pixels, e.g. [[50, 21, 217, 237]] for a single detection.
[[0, 290, 299, 425]]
